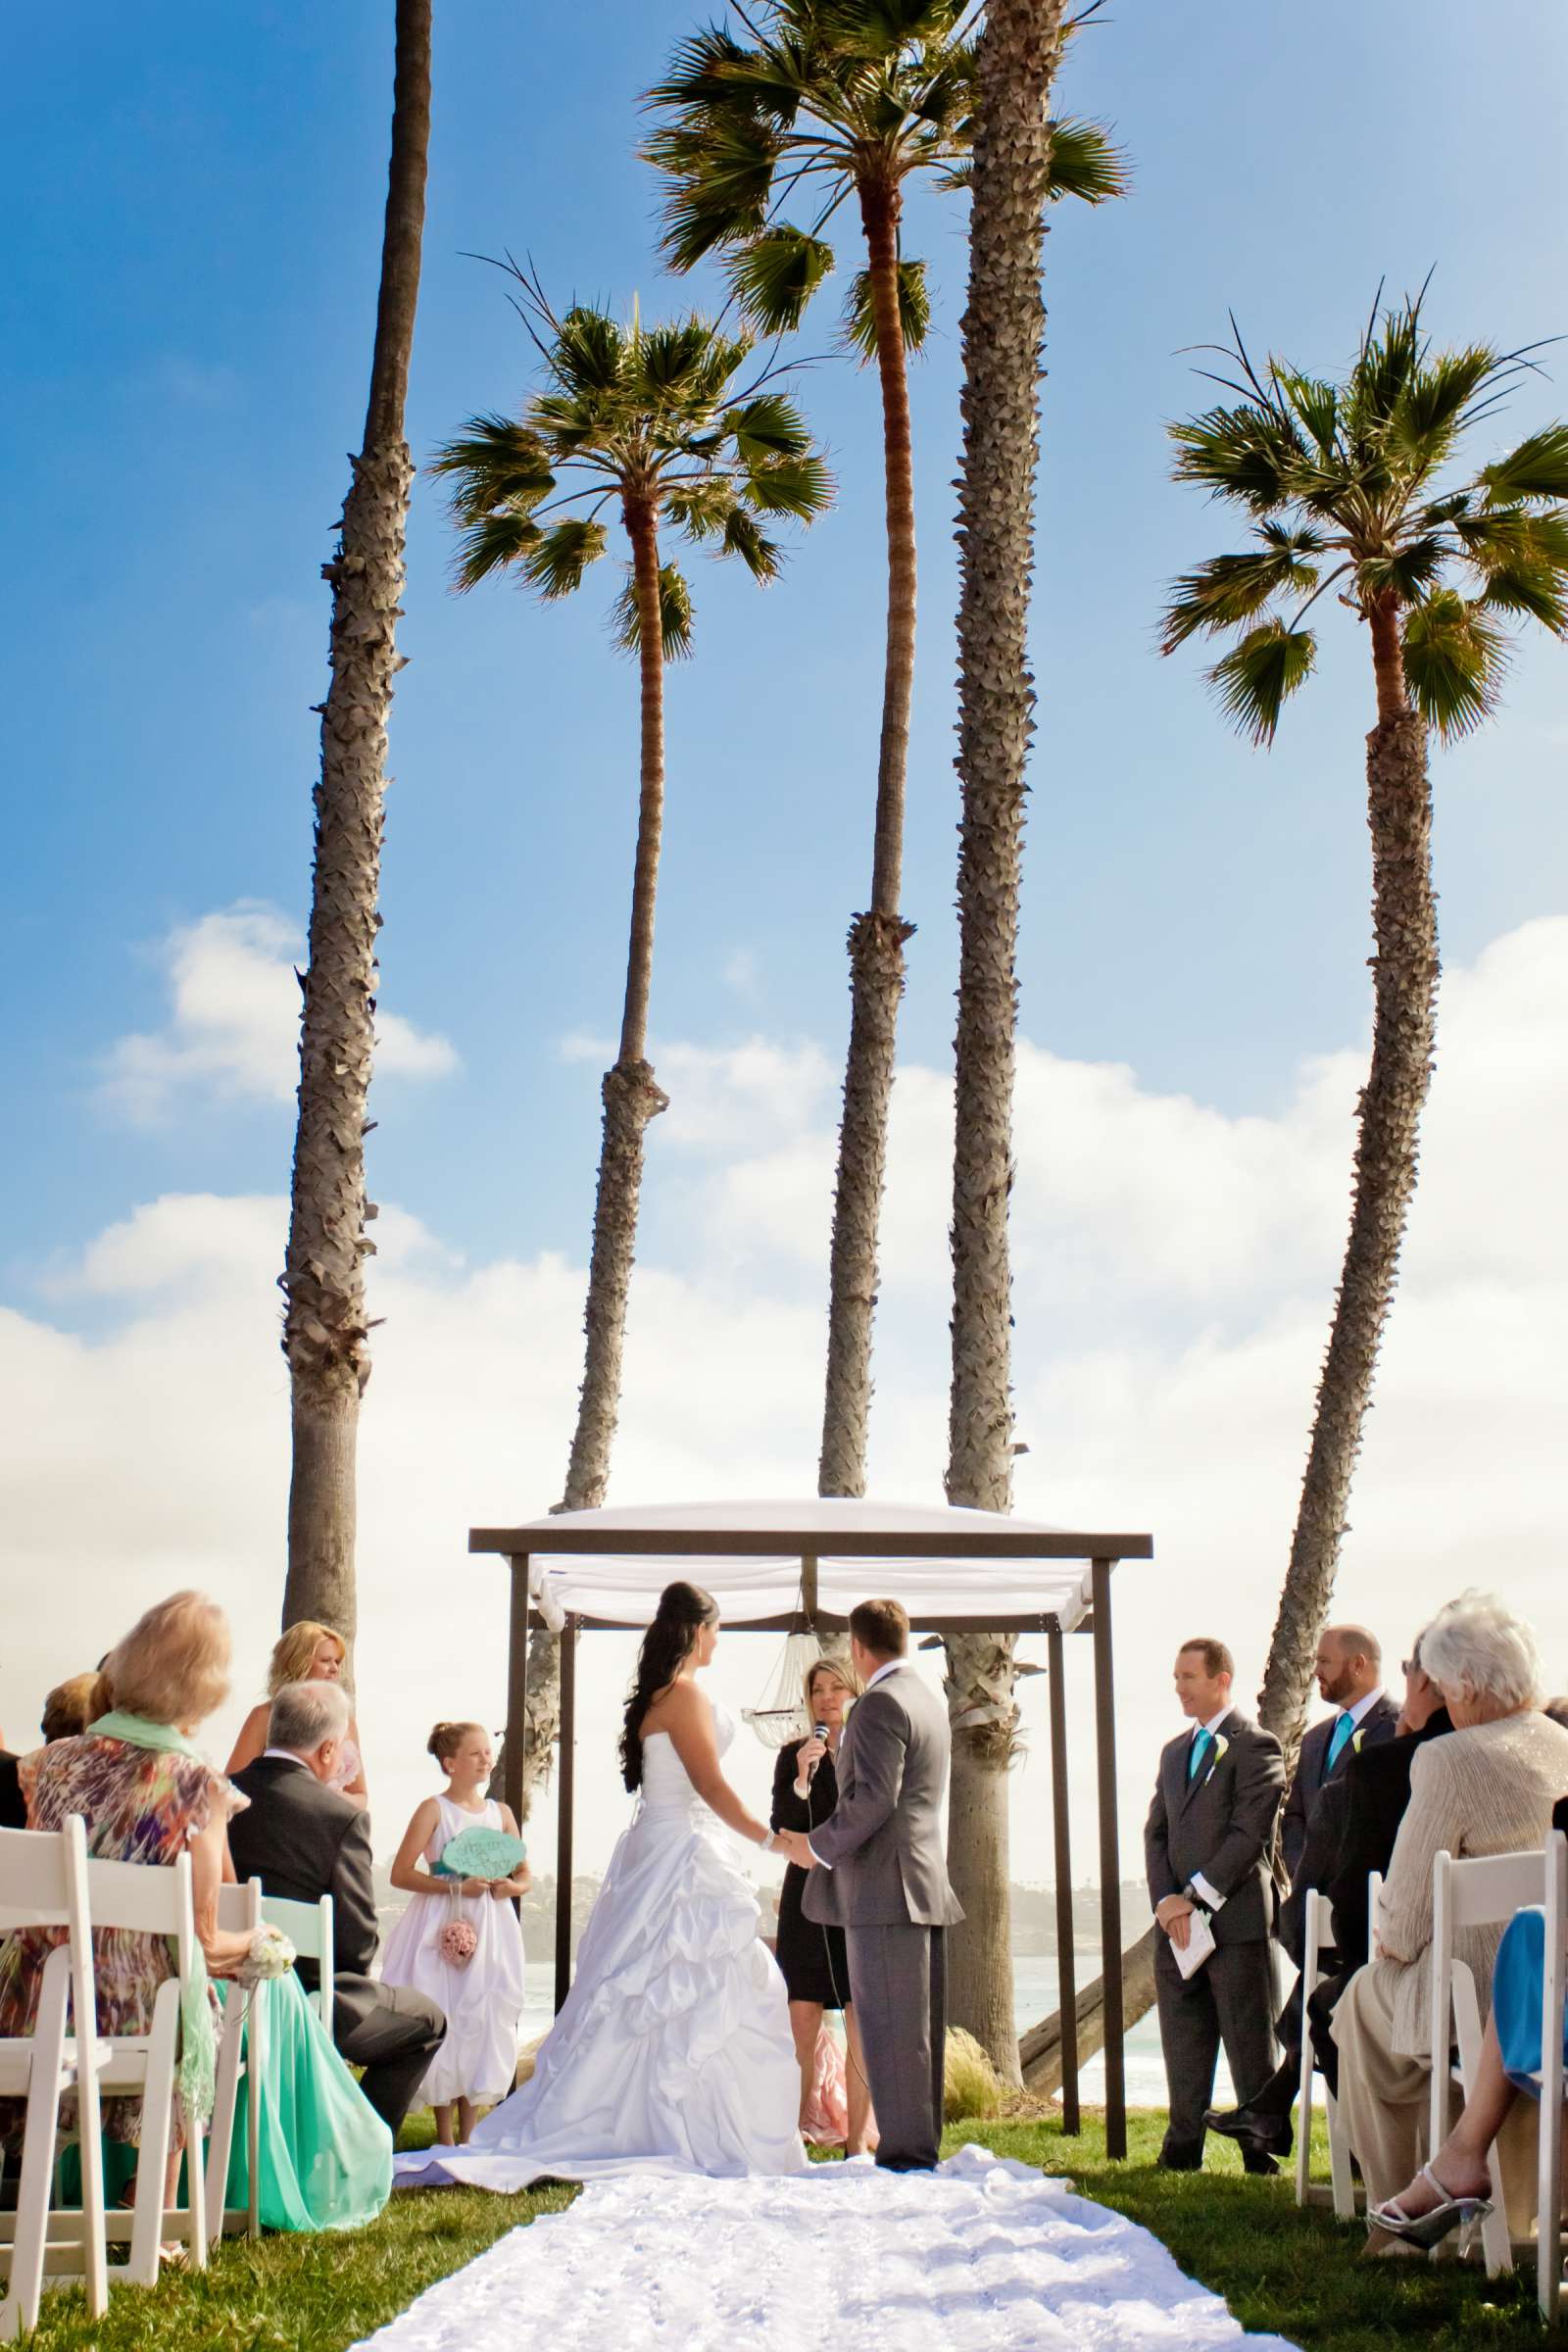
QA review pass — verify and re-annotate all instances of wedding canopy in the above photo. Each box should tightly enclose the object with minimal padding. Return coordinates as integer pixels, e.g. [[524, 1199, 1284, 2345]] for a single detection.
[[473, 1495, 1153, 2156]]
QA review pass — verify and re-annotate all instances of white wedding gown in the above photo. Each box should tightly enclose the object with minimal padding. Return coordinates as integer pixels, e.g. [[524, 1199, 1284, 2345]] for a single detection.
[[394, 1702, 807, 2190]]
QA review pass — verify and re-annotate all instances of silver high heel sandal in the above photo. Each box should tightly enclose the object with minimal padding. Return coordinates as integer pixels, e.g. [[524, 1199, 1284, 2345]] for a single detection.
[[1371, 2163, 1492, 2249]]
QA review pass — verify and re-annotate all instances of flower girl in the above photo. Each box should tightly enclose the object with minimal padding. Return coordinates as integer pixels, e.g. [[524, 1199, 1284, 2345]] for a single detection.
[[382, 1722, 529, 2145]]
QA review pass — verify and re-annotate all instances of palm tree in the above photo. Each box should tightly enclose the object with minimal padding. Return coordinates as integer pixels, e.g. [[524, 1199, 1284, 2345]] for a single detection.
[[646, 2, 1121, 1498], [281, 0, 432, 1646], [942, 0, 1084, 2088], [432, 274, 830, 1811], [1162, 289, 1568, 1760]]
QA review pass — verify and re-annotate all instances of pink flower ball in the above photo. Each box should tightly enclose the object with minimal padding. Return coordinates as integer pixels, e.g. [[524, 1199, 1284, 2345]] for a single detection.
[[439, 1919, 479, 1968]]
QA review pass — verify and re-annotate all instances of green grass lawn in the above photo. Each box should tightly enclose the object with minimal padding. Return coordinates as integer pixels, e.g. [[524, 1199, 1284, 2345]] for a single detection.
[[17, 2107, 1567, 2350]]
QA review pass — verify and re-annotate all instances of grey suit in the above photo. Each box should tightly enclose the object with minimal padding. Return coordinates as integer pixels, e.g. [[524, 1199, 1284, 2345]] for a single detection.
[[804, 1661, 963, 2170], [1279, 1694, 1398, 1881], [1145, 1710, 1285, 2160]]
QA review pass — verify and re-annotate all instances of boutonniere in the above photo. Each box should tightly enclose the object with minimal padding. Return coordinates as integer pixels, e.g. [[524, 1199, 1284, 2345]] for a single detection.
[[1203, 1734, 1230, 1787], [1352, 1728, 1365, 1754]]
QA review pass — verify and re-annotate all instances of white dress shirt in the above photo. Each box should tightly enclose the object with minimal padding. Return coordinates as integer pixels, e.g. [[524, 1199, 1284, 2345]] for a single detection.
[[1343, 1686, 1386, 1731], [807, 1657, 904, 1869]]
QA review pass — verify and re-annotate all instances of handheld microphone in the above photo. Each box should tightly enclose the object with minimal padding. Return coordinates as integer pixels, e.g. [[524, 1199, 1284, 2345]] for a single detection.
[[806, 1720, 829, 1779]]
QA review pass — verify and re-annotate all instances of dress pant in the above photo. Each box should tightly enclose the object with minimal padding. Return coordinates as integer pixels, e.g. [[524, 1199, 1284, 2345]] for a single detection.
[[1154, 1933, 1277, 2155], [1331, 1961, 1538, 2230], [334, 1979, 447, 2135], [846, 1923, 946, 2172]]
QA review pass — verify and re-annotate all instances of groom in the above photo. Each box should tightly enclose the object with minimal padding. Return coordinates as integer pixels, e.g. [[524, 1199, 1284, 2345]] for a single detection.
[[777, 1597, 963, 2171]]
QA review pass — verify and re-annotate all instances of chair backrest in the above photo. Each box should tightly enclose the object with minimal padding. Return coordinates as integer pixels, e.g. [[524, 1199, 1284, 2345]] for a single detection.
[[0, 1815, 97, 2044], [1437, 1846, 1544, 1933], [217, 1880, 262, 1935], [1541, 1830, 1567, 2319], [259, 1892, 334, 2017], [85, 1849, 197, 1984]]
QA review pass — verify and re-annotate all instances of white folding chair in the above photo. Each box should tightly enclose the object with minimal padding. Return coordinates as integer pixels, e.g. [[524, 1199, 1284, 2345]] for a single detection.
[[1538, 1829, 1566, 2322], [1430, 1843, 1544, 2278], [260, 1892, 334, 2026], [0, 1817, 109, 2340], [85, 1849, 208, 2282], [205, 1881, 263, 2244], [1294, 1871, 1379, 2218]]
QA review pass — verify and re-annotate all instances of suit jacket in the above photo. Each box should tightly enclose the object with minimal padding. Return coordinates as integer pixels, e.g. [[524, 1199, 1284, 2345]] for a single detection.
[[1324, 1705, 1451, 1968], [802, 1662, 963, 1930], [0, 1752, 27, 1833], [227, 1755, 382, 2034], [1279, 1693, 1398, 1879], [1145, 1711, 1285, 1945]]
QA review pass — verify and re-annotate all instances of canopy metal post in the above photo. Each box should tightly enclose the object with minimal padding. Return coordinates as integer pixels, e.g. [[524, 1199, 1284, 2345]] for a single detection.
[[1047, 1616, 1079, 2134], [554, 1613, 578, 2014], [1091, 1556, 1125, 2158], [504, 1556, 530, 1825]]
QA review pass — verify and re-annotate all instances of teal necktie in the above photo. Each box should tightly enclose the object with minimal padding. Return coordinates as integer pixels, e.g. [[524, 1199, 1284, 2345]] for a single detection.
[[1188, 1728, 1211, 1782], [1326, 1710, 1354, 1772]]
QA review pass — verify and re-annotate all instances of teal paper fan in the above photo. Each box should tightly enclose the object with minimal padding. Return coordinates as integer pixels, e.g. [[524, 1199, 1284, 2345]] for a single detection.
[[431, 1825, 527, 1882]]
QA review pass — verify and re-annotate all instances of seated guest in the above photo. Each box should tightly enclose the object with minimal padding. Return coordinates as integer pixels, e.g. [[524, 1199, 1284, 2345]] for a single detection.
[[1208, 1625, 1454, 2156], [771, 1656, 876, 2155], [0, 1595, 254, 2224], [0, 1748, 23, 1832], [1279, 1625, 1397, 1880], [1331, 1591, 1568, 2243], [1372, 1792, 1568, 2247], [41, 1672, 107, 1743], [1145, 1637, 1286, 2174], [228, 1680, 444, 2136], [227, 1622, 368, 1808]]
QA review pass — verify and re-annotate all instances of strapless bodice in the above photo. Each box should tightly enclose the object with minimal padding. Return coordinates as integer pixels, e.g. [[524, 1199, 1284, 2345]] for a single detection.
[[639, 1701, 735, 1816]]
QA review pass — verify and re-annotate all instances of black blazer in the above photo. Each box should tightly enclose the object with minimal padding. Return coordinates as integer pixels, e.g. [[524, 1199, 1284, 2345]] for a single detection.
[[0, 1752, 27, 1832], [1145, 1711, 1285, 1945], [1324, 1706, 1452, 1969], [227, 1756, 381, 2030], [1280, 1693, 1399, 1878]]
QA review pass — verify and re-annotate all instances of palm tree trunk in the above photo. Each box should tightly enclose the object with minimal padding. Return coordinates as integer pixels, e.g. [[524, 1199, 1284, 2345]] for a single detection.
[[816, 179, 918, 1498], [941, 0, 1070, 2087], [1256, 598, 1437, 1752], [281, 0, 431, 1644], [517, 495, 670, 1822]]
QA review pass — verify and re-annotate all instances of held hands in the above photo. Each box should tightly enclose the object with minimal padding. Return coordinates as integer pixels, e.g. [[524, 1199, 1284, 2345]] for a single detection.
[[772, 1827, 815, 1870], [1154, 1893, 1195, 1951]]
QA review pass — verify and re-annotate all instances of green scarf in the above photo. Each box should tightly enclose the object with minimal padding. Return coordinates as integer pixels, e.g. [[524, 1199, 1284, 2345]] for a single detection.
[[86, 1712, 218, 2125]]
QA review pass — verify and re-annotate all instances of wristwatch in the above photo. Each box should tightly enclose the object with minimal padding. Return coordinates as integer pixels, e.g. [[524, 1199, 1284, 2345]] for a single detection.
[[1183, 1881, 1210, 1913]]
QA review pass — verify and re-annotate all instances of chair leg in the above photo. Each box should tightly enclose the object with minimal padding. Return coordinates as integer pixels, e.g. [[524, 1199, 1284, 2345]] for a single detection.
[[1294, 2018, 1314, 2205], [127, 1996, 178, 2287], [246, 1983, 264, 2240], [205, 1986, 246, 2249], [1325, 2087, 1355, 2220], [7, 2062, 66, 2334]]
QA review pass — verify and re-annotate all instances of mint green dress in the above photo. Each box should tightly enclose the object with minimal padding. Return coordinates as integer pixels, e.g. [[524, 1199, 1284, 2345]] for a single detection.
[[222, 1969, 392, 2231]]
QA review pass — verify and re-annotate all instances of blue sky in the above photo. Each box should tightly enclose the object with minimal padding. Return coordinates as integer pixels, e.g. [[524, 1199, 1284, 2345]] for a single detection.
[[3, 3, 1566, 1877], [5, 0, 1565, 1300]]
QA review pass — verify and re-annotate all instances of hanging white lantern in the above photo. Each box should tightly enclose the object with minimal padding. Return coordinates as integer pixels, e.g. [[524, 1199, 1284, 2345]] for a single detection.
[[742, 1629, 825, 1749]]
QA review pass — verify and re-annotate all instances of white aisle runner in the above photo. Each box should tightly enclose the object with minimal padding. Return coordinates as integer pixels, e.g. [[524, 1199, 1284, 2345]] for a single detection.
[[355, 2147, 1299, 2352]]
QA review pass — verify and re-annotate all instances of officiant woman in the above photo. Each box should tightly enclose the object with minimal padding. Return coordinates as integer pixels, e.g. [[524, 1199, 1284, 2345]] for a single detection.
[[771, 1658, 877, 2155]]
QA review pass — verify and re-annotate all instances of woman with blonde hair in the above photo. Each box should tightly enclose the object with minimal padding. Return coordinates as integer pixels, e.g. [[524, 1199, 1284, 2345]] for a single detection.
[[769, 1654, 877, 2155], [0, 1592, 254, 2242], [226, 1620, 368, 1807]]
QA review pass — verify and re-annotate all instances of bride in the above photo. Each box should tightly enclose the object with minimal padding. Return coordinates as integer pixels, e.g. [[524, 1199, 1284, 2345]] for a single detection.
[[396, 1580, 807, 2188]]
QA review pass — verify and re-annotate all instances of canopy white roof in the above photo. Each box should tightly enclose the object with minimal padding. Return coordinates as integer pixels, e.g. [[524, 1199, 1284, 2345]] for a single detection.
[[470, 1496, 1152, 1633]]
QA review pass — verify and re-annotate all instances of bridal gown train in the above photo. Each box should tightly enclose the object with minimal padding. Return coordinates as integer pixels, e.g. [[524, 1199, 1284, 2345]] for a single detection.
[[394, 1704, 807, 2190]]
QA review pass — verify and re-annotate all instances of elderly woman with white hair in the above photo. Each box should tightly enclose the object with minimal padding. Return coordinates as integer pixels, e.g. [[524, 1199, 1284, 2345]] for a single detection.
[[1333, 1590, 1568, 2246]]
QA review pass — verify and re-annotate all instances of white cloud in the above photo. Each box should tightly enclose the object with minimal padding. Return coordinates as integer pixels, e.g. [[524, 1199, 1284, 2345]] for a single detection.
[[97, 903, 459, 1122], [5, 918, 1564, 1915]]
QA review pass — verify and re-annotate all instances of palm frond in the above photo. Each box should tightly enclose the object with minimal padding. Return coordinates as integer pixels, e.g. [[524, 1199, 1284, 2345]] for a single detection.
[[645, 25, 754, 112], [1205, 619, 1316, 745], [648, 116, 785, 269], [551, 307, 627, 397], [520, 517, 610, 600], [1159, 531, 1321, 651], [842, 256, 930, 358], [1044, 118, 1128, 206], [611, 562, 695, 660], [723, 224, 836, 332], [1400, 588, 1509, 739], [1389, 344, 1504, 467], [1358, 533, 1447, 604], [428, 416, 556, 519], [449, 507, 545, 593], [1168, 403, 1307, 514], [719, 506, 783, 580], [1478, 423, 1568, 505], [742, 450, 835, 518], [726, 390, 814, 464], [665, 477, 738, 540], [1273, 369, 1340, 461]]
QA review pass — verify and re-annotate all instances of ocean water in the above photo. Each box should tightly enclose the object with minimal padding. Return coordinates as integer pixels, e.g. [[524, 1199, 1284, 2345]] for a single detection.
[[514, 1949, 1228, 2111]]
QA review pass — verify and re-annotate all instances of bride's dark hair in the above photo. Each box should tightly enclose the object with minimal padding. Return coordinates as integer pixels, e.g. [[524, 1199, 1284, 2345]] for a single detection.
[[619, 1580, 719, 1792]]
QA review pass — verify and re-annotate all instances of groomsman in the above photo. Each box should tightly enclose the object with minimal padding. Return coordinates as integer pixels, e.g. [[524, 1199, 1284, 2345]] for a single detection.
[[1145, 1639, 1286, 2174], [1278, 1625, 1397, 1878]]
